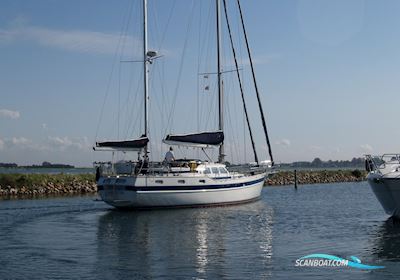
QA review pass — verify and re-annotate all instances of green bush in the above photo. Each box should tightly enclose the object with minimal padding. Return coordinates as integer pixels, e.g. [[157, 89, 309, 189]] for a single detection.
[[0, 174, 16, 187], [351, 169, 362, 178]]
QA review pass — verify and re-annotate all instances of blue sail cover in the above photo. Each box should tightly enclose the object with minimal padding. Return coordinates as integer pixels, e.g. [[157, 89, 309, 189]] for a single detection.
[[95, 136, 149, 151], [163, 131, 224, 148]]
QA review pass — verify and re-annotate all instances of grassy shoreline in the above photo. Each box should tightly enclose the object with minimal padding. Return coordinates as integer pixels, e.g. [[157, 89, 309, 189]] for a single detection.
[[0, 169, 367, 198], [0, 173, 96, 197]]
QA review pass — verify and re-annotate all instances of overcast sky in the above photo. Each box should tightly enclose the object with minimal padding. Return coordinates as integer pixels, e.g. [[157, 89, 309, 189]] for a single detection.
[[1, 0, 400, 166]]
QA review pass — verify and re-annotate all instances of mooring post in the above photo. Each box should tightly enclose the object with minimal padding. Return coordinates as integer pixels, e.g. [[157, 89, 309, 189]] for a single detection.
[[294, 169, 298, 189]]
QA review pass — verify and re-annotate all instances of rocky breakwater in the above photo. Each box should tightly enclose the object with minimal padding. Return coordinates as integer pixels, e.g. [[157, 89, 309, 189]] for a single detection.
[[0, 173, 96, 198], [266, 169, 367, 186]]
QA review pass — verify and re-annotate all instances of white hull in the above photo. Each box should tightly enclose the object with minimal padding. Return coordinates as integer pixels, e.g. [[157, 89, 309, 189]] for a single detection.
[[98, 172, 266, 208], [367, 172, 400, 218]]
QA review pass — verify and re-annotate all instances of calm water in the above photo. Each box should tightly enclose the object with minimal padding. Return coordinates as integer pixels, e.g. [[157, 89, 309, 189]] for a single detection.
[[1, 182, 400, 279]]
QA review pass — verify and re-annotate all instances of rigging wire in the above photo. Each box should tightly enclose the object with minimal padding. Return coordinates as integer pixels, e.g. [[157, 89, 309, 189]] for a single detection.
[[163, 0, 196, 136], [158, 56, 166, 156], [94, 0, 135, 142], [225, 78, 239, 163], [112, 0, 136, 143], [198, 2, 214, 131], [157, 0, 177, 51], [233, 2, 247, 163], [125, 71, 144, 138], [148, 0, 177, 159], [196, 1, 204, 159], [122, 60, 140, 138], [118, 61, 121, 140], [155, 0, 176, 154], [196, 0, 203, 135], [203, 80, 217, 130], [117, 2, 144, 141], [236, 0, 274, 165], [222, 0, 259, 164], [150, 62, 167, 160]]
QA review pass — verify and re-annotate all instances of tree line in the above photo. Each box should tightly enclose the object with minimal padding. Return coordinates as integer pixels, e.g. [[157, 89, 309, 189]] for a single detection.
[[0, 162, 74, 168], [280, 157, 365, 168]]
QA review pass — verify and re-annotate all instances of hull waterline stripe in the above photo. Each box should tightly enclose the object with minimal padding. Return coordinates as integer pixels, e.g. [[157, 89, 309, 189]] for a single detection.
[[98, 177, 265, 192]]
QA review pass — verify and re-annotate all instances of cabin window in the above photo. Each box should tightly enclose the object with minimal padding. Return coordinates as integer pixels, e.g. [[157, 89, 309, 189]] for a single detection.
[[211, 167, 219, 174], [199, 179, 206, 183], [204, 168, 211, 174], [116, 179, 126, 183], [155, 180, 163, 184], [219, 167, 228, 174], [178, 180, 185, 184]]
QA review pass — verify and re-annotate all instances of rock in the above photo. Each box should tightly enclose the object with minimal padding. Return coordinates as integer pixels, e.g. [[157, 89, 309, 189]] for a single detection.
[[266, 170, 367, 186]]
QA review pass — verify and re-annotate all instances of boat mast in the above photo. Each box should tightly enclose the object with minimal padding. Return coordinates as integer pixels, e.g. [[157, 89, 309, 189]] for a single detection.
[[216, 0, 225, 163], [143, 0, 149, 158]]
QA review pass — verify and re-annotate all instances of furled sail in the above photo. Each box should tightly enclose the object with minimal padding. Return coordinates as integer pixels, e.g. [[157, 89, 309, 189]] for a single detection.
[[95, 136, 149, 151], [163, 131, 224, 148]]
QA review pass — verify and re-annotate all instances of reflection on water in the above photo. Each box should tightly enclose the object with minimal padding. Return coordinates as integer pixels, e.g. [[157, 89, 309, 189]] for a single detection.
[[96, 201, 274, 279], [195, 212, 209, 275], [360, 219, 400, 280], [370, 219, 400, 261]]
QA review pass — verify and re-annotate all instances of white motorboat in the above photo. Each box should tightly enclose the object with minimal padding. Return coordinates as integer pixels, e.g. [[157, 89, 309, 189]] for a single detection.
[[93, 0, 274, 209], [366, 154, 400, 218]]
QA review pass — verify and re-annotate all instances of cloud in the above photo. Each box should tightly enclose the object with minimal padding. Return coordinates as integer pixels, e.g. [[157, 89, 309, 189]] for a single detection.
[[0, 23, 142, 56], [9, 137, 31, 148], [0, 109, 20, 119], [275, 138, 291, 147], [41, 123, 48, 130], [1, 137, 33, 150], [360, 144, 373, 153], [47, 136, 90, 151], [0, 136, 91, 152]]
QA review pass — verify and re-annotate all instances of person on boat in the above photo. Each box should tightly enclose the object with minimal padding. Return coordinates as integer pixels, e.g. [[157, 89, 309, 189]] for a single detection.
[[95, 166, 101, 182], [164, 147, 175, 164]]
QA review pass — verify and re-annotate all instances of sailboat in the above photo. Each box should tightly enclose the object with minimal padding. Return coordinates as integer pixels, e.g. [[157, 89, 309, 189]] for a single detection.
[[94, 0, 274, 209]]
